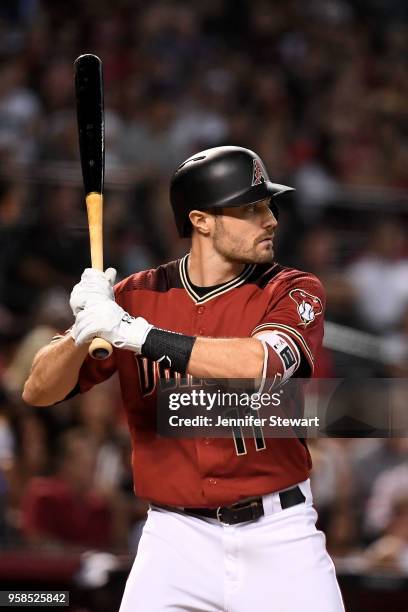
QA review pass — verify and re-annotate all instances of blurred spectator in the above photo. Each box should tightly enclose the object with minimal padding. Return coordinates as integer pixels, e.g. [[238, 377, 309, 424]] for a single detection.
[[77, 379, 126, 491], [171, 83, 229, 159], [352, 439, 408, 540], [77, 380, 148, 548], [292, 153, 338, 215], [0, 388, 14, 473], [3, 184, 88, 315], [0, 55, 41, 163], [309, 438, 357, 554], [0, 469, 7, 544], [119, 94, 187, 173], [3, 288, 72, 397], [38, 110, 78, 162], [365, 456, 408, 537], [0, 181, 27, 334], [4, 410, 49, 539], [381, 305, 408, 377], [346, 219, 408, 332], [0, 387, 14, 544], [362, 494, 408, 574], [21, 428, 119, 550]]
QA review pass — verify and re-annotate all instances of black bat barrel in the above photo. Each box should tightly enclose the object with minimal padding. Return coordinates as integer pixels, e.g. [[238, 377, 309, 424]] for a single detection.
[[74, 54, 104, 195]]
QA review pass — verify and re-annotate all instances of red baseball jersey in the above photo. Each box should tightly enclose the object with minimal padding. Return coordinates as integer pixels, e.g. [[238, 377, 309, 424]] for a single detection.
[[73, 255, 325, 507]]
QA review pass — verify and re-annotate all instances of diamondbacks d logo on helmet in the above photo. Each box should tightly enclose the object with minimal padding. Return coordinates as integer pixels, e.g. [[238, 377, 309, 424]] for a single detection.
[[289, 289, 323, 327], [252, 159, 265, 185]]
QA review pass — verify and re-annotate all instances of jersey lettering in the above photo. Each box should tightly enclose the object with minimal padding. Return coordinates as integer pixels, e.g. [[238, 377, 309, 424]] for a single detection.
[[136, 356, 155, 396]]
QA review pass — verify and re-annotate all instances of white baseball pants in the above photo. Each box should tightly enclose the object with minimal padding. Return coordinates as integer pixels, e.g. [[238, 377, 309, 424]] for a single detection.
[[119, 480, 345, 612]]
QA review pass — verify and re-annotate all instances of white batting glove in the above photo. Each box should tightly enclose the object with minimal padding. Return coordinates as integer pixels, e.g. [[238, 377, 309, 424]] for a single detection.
[[70, 268, 117, 317], [70, 301, 153, 354]]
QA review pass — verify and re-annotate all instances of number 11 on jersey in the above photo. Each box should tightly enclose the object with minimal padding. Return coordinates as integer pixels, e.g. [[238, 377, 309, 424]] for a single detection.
[[224, 408, 266, 456]]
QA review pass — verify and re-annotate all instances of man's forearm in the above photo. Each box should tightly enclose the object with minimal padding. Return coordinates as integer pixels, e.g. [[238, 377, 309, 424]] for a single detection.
[[69, 296, 266, 380], [22, 335, 89, 406], [187, 337, 264, 379]]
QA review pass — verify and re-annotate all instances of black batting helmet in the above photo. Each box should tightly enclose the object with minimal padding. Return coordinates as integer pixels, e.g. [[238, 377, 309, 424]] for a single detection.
[[170, 146, 294, 238]]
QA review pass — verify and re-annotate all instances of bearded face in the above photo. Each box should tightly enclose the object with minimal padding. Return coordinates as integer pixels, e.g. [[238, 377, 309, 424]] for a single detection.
[[212, 201, 277, 265]]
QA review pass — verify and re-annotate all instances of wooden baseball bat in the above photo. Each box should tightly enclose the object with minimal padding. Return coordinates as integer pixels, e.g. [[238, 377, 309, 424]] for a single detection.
[[74, 53, 112, 360]]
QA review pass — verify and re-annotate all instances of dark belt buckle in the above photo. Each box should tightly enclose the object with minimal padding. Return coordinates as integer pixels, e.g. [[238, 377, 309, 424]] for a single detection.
[[216, 499, 264, 524], [247, 500, 264, 522], [216, 507, 224, 523], [249, 500, 264, 520]]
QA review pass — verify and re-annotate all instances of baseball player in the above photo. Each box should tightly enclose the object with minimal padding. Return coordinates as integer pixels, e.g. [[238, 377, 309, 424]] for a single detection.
[[23, 146, 345, 611]]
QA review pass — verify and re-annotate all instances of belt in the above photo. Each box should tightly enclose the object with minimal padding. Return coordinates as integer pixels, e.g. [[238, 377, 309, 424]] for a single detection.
[[155, 485, 306, 525]]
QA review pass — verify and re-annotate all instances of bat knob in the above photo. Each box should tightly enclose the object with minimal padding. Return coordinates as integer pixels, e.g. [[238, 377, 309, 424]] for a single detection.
[[89, 337, 113, 360]]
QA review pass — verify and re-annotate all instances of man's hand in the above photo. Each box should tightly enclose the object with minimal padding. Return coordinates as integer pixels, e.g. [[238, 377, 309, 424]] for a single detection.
[[71, 301, 152, 354], [70, 268, 117, 316]]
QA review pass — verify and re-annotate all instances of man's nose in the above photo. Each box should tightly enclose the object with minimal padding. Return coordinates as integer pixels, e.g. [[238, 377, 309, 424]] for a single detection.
[[262, 206, 278, 229]]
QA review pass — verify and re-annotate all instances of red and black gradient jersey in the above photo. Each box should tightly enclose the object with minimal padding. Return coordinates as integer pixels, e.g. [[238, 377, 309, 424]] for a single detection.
[[73, 255, 325, 507]]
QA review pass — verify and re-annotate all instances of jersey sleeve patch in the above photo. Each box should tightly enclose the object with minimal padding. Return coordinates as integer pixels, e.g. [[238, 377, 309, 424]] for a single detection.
[[255, 330, 301, 393], [251, 273, 326, 376], [289, 289, 323, 327]]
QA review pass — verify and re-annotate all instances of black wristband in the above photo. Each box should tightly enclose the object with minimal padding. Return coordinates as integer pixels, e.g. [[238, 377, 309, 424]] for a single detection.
[[141, 328, 196, 374]]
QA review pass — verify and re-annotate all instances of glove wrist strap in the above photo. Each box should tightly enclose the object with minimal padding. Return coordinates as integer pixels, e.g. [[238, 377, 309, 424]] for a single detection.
[[111, 315, 152, 352]]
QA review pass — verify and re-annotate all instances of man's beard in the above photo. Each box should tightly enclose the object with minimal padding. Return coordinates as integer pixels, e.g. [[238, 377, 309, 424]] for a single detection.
[[213, 221, 274, 264], [224, 248, 275, 265]]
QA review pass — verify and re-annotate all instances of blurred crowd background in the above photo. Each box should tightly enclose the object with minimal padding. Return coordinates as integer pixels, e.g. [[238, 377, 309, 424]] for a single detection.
[[0, 0, 408, 607]]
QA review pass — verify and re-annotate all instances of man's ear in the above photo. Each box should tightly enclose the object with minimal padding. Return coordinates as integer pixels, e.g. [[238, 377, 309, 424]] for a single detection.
[[189, 210, 215, 236]]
